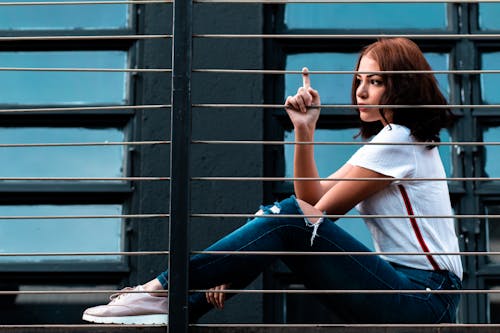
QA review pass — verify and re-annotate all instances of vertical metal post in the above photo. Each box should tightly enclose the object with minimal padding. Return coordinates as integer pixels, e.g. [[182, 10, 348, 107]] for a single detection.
[[169, 0, 192, 332]]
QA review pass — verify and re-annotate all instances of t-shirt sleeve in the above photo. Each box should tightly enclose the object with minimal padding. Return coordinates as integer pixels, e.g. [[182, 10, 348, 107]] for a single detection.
[[347, 126, 416, 179]]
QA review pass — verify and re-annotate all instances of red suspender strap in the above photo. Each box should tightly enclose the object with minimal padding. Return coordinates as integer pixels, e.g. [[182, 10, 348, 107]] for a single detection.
[[397, 184, 441, 270]]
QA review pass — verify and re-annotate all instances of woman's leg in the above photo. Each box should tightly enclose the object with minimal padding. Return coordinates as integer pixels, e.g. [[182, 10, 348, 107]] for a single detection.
[[84, 195, 460, 324], [174, 195, 460, 323], [278, 199, 461, 323]]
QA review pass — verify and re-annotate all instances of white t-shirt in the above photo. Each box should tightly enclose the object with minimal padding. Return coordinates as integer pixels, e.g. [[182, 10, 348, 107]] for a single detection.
[[347, 124, 463, 279]]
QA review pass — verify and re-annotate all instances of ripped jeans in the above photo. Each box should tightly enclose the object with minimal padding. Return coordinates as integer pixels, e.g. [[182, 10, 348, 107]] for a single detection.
[[156, 195, 462, 323]]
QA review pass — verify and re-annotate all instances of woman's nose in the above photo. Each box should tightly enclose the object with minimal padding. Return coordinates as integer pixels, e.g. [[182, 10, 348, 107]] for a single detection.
[[357, 84, 368, 99]]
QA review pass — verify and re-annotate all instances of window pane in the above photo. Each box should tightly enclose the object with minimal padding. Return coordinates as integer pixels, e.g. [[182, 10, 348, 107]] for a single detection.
[[286, 53, 355, 105], [0, 0, 128, 30], [285, 4, 447, 30], [481, 53, 500, 104], [439, 129, 453, 177], [0, 205, 123, 263], [479, 4, 500, 31], [483, 126, 500, 178], [0, 127, 125, 177], [0, 51, 128, 105], [285, 52, 449, 105], [284, 128, 360, 179]]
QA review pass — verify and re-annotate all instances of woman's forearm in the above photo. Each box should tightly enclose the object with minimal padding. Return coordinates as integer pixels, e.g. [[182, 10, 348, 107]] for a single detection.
[[293, 125, 323, 204]]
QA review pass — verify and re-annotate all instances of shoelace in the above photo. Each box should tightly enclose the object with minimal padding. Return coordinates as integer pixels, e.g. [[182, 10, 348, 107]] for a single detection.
[[109, 287, 135, 304]]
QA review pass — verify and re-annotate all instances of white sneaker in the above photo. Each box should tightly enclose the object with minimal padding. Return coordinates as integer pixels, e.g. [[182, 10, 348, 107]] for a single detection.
[[82, 285, 168, 325]]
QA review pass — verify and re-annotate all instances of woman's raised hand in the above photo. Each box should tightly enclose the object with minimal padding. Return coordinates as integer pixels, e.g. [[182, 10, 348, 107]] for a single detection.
[[285, 67, 321, 131]]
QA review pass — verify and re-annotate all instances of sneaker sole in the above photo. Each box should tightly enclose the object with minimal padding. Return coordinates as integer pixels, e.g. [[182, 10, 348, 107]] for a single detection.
[[82, 313, 168, 325]]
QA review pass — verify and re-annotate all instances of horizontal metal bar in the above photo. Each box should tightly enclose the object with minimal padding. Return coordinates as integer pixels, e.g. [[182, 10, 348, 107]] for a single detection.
[[0, 212, 464, 221], [0, 0, 171, 5], [6, 68, 500, 74], [0, 67, 171, 73], [0, 289, 492, 295], [192, 250, 500, 256], [191, 213, 499, 219], [194, 69, 500, 75], [8, 68, 500, 74], [0, 0, 491, 5], [0, 325, 165, 329], [193, 103, 499, 109], [0, 290, 168, 295], [196, 0, 500, 3], [0, 177, 169, 181], [0, 214, 168, 219], [192, 324, 500, 328], [0, 140, 490, 148], [192, 140, 500, 146], [194, 34, 500, 39], [192, 177, 500, 182], [0, 141, 170, 148], [190, 289, 500, 294], [0, 250, 491, 257], [0, 140, 493, 148], [0, 35, 170, 41], [0, 104, 169, 113], [0, 251, 168, 256]]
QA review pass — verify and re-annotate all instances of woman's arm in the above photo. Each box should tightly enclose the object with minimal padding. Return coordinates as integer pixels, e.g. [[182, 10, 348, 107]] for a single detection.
[[299, 165, 392, 222], [285, 68, 323, 204]]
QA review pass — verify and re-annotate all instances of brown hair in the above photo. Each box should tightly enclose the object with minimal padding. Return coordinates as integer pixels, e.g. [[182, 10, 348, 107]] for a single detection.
[[351, 38, 453, 147]]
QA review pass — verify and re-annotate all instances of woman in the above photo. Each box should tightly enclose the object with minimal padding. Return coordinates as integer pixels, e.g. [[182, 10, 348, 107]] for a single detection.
[[83, 38, 463, 324]]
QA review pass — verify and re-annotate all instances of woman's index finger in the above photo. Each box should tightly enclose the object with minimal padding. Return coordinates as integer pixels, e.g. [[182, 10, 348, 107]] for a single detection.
[[302, 67, 311, 88]]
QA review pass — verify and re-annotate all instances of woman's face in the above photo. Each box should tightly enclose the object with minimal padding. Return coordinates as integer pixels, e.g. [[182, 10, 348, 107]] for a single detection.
[[355, 55, 390, 124]]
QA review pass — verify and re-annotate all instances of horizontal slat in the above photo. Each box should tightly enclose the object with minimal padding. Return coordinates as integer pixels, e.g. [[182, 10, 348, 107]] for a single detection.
[[0, 67, 171, 72], [0, 250, 492, 257], [0, 0, 171, 5], [191, 213, 498, 219], [194, 33, 500, 39], [194, 69, 500, 75], [196, 0, 500, 3], [193, 103, 500, 109], [192, 140, 500, 146], [0, 324, 499, 333], [0, 214, 168, 219], [190, 324, 500, 333], [0, 35, 170, 41], [0, 104, 169, 113], [191, 177, 500, 181]]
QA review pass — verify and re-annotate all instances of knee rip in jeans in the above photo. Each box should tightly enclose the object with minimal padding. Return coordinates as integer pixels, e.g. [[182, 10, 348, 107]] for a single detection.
[[304, 214, 324, 246], [296, 198, 325, 246], [255, 199, 324, 246]]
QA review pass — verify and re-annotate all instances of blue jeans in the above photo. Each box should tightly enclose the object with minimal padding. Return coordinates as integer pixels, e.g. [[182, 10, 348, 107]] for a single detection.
[[157, 195, 462, 323]]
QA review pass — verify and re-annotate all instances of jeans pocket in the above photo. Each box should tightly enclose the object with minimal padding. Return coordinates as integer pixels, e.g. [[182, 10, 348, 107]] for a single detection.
[[428, 272, 461, 323]]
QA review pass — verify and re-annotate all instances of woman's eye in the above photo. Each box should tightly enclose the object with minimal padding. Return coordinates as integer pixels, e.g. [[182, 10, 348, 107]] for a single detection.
[[371, 79, 383, 86]]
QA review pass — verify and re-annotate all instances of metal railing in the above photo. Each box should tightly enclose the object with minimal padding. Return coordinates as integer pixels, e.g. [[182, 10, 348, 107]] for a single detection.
[[2, 0, 500, 331]]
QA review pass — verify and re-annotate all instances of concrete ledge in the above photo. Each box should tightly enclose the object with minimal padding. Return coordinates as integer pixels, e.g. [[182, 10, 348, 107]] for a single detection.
[[191, 324, 500, 333], [0, 324, 500, 333]]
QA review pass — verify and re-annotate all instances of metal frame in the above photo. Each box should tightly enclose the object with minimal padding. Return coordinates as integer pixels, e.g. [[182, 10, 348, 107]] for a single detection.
[[168, 0, 192, 332]]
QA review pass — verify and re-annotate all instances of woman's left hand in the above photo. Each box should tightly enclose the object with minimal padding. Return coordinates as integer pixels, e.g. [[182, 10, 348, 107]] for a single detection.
[[205, 283, 230, 309]]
